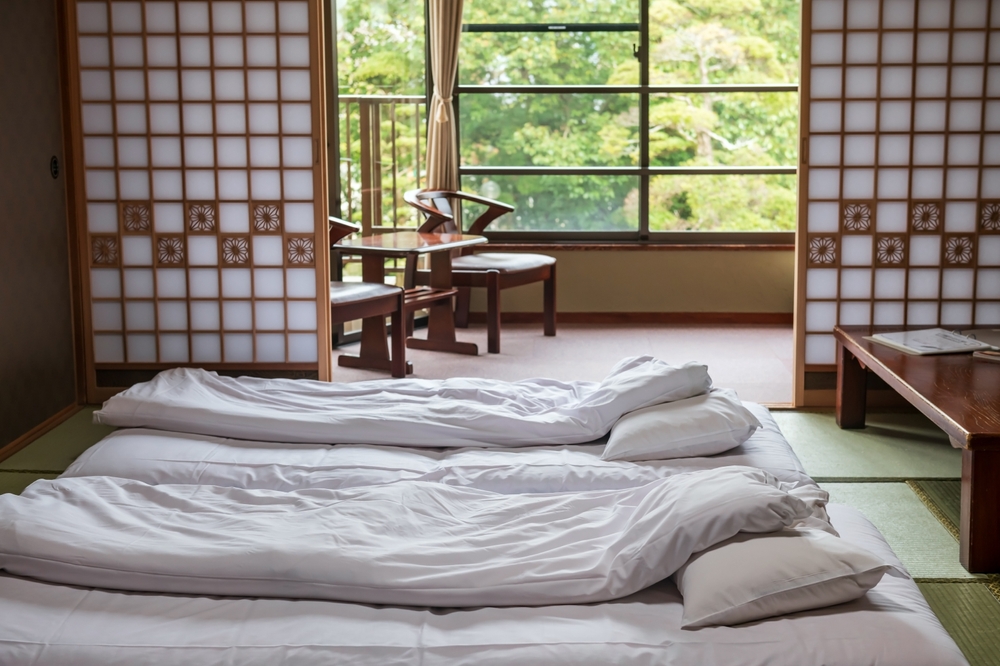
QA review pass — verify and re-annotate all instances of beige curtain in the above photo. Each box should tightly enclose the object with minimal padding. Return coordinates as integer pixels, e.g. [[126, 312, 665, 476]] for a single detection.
[[425, 0, 465, 191]]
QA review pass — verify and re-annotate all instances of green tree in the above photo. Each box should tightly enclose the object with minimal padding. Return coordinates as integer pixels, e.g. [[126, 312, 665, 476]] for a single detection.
[[336, 0, 800, 233], [337, 0, 425, 95]]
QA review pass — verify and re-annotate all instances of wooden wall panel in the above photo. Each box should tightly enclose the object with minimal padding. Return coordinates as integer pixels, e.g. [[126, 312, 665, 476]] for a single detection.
[[0, 0, 79, 446]]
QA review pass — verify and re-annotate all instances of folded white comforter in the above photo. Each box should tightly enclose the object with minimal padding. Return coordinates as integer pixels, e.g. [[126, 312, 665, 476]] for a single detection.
[[93, 356, 711, 447], [0, 467, 812, 607]]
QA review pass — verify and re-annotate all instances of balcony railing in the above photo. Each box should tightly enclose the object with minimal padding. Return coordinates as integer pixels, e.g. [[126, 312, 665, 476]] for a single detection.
[[339, 95, 427, 235]]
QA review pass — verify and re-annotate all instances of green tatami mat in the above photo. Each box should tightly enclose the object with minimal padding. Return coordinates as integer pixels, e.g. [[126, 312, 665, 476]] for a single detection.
[[822, 483, 982, 580], [919, 582, 1000, 666], [0, 407, 114, 473], [772, 411, 961, 479], [0, 472, 59, 495], [911, 479, 963, 537]]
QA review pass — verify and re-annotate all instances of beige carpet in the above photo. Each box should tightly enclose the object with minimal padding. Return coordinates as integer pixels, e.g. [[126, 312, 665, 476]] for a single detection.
[[333, 322, 794, 405]]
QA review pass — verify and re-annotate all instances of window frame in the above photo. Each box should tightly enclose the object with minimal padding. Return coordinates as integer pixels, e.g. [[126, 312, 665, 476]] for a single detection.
[[452, 6, 799, 245]]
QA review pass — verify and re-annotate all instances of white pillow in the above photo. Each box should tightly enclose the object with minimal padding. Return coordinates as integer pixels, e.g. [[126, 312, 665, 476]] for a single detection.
[[673, 528, 899, 628], [601, 388, 760, 461]]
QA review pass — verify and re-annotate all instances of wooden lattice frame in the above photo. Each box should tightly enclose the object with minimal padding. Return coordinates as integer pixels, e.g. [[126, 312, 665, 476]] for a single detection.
[[65, 0, 331, 401], [794, 0, 1000, 404]]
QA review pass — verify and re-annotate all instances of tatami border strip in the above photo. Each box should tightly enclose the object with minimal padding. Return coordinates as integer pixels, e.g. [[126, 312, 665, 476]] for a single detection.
[[906, 480, 961, 542]]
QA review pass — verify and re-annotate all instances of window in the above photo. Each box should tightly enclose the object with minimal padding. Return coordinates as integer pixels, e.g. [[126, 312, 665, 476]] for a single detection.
[[335, 0, 427, 231], [457, 0, 800, 240]]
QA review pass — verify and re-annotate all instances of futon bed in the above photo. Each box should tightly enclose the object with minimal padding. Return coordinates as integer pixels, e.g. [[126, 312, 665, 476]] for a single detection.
[[0, 359, 969, 665]]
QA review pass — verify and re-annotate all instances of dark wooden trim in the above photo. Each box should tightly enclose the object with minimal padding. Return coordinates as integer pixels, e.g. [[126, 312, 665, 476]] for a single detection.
[[478, 243, 795, 252], [0, 403, 81, 464], [467, 312, 792, 325], [55, 0, 86, 405], [93, 363, 320, 371]]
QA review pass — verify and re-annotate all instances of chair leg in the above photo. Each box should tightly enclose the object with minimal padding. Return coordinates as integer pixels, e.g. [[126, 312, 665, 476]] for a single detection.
[[390, 293, 406, 378], [543, 265, 556, 337], [454, 287, 471, 328], [487, 269, 501, 354], [405, 311, 414, 338]]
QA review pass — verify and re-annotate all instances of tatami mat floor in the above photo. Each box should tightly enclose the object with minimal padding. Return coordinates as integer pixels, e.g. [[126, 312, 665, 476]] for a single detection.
[[2, 325, 997, 664], [772, 410, 961, 479], [774, 409, 997, 664]]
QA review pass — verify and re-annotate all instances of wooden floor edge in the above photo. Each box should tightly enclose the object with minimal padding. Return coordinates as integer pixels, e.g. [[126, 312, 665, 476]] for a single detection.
[[0, 403, 81, 464], [468, 312, 794, 325]]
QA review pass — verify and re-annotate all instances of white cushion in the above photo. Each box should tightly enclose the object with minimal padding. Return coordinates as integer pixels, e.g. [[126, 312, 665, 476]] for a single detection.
[[451, 252, 555, 272], [601, 388, 760, 461], [674, 528, 898, 628]]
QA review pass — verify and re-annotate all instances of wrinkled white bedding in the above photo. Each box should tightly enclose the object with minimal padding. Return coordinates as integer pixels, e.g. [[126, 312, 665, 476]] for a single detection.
[[0, 467, 813, 607], [93, 357, 711, 447], [0, 505, 968, 666], [64, 404, 814, 491], [0, 368, 970, 665]]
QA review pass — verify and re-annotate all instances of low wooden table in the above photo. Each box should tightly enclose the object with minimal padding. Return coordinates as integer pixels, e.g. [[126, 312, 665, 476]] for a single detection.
[[834, 325, 1000, 572], [337, 232, 488, 371]]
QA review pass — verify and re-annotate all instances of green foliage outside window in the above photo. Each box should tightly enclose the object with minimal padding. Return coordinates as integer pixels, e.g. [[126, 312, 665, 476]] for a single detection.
[[337, 0, 800, 233]]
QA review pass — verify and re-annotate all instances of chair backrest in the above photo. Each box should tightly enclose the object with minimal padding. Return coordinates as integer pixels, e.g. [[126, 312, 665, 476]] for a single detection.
[[329, 216, 361, 246], [404, 190, 460, 234]]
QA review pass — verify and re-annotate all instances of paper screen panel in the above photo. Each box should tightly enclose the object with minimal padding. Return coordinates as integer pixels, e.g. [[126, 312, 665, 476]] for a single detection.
[[799, 0, 1000, 370], [72, 0, 327, 390]]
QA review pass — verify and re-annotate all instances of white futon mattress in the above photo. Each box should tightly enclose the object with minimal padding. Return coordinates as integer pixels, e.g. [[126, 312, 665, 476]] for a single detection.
[[0, 402, 968, 665]]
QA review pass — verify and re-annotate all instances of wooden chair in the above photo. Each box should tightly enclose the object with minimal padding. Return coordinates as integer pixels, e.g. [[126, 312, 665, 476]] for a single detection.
[[328, 216, 408, 378], [403, 189, 556, 354]]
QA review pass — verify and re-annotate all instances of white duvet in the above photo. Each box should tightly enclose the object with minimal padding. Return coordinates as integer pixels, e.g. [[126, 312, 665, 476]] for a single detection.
[[93, 356, 711, 447], [0, 467, 813, 607]]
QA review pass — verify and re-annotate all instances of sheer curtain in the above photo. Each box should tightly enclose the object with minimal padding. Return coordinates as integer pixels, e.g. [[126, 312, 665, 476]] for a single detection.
[[425, 0, 465, 191]]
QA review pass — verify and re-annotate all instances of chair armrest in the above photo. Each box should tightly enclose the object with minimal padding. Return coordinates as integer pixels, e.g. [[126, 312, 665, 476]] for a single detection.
[[329, 216, 361, 245], [418, 190, 515, 236], [403, 189, 455, 233]]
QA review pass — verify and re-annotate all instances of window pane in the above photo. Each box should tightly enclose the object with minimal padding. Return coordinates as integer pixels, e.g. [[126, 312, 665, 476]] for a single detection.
[[649, 92, 799, 167], [460, 31, 638, 86], [461, 94, 639, 167], [650, 0, 800, 85], [464, 0, 637, 24], [649, 174, 797, 232], [336, 0, 425, 95], [462, 174, 638, 231]]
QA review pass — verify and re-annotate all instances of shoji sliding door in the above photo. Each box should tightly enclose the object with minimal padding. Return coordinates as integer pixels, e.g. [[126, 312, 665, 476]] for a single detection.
[[66, 0, 330, 400], [796, 0, 1000, 404]]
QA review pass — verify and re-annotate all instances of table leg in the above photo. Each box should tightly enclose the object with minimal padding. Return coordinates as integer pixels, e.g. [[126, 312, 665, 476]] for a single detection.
[[960, 449, 1000, 573], [407, 251, 478, 355], [836, 342, 867, 429], [487, 269, 500, 354]]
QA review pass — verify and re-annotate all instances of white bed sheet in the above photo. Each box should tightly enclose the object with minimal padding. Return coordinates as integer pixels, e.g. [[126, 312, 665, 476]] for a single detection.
[[67, 403, 815, 490], [0, 504, 967, 666]]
